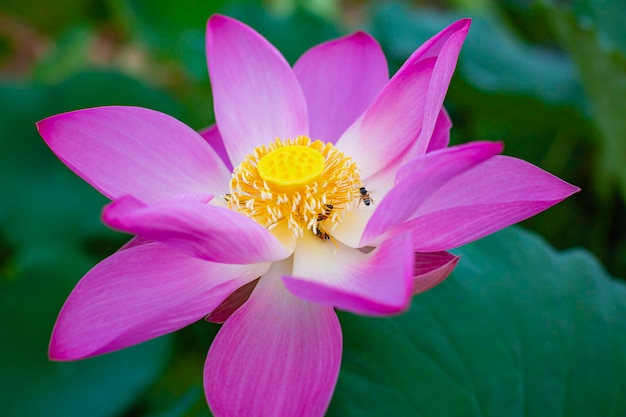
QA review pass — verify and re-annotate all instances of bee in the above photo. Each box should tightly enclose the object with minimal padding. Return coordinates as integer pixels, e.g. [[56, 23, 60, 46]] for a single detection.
[[316, 203, 334, 222], [312, 203, 337, 244], [311, 223, 339, 248], [358, 186, 374, 206], [314, 227, 332, 241]]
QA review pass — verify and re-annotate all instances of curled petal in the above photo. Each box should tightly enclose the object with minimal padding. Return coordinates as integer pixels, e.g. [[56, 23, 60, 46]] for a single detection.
[[339, 107, 452, 214], [103, 195, 292, 264], [37, 106, 231, 204], [347, 107, 453, 210], [407, 155, 580, 251], [206, 15, 308, 167], [336, 18, 470, 179], [285, 232, 414, 316], [50, 243, 269, 360], [294, 31, 388, 143], [412, 20, 470, 155], [335, 54, 434, 179], [425, 108, 452, 153], [205, 262, 342, 417], [412, 251, 459, 294], [361, 141, 503, 246]]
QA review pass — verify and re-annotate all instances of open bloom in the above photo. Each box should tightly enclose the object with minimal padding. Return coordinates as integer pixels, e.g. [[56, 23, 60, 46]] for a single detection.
[[38, 15, 578, 417]]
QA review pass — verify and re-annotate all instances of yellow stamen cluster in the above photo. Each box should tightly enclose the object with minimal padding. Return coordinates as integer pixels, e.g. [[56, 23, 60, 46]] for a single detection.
[[228, 136, 360, 239]]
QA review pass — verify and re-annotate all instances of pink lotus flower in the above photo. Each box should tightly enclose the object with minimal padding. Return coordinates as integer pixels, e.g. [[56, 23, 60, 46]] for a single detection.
[[38, 15, 578, 417]]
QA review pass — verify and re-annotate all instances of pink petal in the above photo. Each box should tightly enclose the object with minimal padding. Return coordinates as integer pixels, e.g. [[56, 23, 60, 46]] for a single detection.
[[334, 53, 434, 179], [103, 195, 291, 264], [37, 106, 231, 204], [198, 124, 233, 171], [293, 31, 388, 143], [206, 15, 308, 167], [361, 141, 503, 246], [49, 242, 269, 360], [408, 155, 581, 251], [425, 108, 452, 153], [335, 18, 470, 179], [204, 262, 342, 417], [412, 20, 470, 156], [412, 251, 459, 294], [284, 232, 414, 316], [335, 106, 451, 219], [344, 107, 452, 211]]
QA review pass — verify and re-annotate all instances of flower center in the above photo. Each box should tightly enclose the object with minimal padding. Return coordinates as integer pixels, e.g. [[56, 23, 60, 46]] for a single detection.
[[228, 136, 360, 240], [257, 145, 325, 191]]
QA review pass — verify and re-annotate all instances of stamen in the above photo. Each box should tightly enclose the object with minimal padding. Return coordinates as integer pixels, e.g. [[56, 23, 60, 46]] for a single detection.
[[228, 136, 361, 240]]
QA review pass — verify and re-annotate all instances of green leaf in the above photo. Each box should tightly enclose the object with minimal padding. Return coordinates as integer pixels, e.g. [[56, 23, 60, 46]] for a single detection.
[[0, 0, 110, 34], [546, 3, 626, 201], [568, 0, 626, 55], [329, 227, 626, 416], [143, 386, 204, 417], [123, 0, 227, 81], [31, 25, 94, 83]]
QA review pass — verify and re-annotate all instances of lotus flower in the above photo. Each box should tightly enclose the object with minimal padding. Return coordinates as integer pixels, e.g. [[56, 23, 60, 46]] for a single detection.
[[38, 14, 578, 417]]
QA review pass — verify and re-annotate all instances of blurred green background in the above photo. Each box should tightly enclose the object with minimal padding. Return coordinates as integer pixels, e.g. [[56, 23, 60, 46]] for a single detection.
[[1, 0, 625, 416]]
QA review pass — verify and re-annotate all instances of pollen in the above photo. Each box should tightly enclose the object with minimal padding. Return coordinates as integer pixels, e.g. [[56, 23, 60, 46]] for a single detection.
[[228, 136, 360, 240]]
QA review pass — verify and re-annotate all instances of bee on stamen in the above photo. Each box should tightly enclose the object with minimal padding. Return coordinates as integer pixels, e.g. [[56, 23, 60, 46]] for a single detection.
[[314, 227, 332, 240], [358, 186, 374, 207], [311, 221, 338, 246], [316, 203, 334, 222]]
